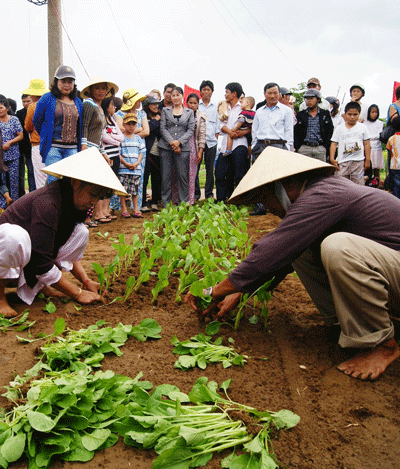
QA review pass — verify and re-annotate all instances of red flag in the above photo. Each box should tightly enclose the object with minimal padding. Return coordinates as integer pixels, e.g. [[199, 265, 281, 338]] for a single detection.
[[393, 82, 400, 103], [184, 84, 200, 107]]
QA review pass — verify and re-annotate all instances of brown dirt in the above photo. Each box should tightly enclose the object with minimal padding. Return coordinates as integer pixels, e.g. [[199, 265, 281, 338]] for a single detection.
[[2, 211, 400, 469]]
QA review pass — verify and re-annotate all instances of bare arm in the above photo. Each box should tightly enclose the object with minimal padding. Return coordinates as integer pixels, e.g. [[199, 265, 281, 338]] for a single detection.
[[329, 142, 339, 170], [51, 272, 100, 304], [364, 140, 371, 169]]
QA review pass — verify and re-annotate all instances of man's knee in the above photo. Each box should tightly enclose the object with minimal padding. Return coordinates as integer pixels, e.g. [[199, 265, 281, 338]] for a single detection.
[[321, 232, 363, 272]]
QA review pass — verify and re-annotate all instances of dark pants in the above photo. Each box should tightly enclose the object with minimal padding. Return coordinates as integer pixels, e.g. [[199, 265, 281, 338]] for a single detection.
[[215, 145, 249, 202], [18, 150, 36, 197], [143, 153, 161, 205], [252, 141, 286, 210], [195, 143, 217, 200]]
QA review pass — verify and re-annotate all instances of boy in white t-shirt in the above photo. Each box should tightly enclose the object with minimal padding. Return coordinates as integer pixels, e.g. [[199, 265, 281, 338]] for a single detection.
[[330, 101, 371, 185]]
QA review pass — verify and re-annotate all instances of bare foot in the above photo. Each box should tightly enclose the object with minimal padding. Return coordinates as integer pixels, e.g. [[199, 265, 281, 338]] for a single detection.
[[40, 286, 66, 298], [337, 338, 400, 380], [0, 297, 18, 318]]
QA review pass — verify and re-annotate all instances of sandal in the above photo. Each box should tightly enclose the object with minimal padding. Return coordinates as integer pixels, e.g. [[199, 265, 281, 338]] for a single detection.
[[95, 217, 112, 223], [121, 212, 131, 218], [132, 212, 143, 218], [84, 220, 98, 228], [106, 214, 117, 220]]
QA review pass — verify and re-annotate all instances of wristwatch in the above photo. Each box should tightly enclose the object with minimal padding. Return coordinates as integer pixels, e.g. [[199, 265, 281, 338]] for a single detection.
[[204, 287, 213, 297]]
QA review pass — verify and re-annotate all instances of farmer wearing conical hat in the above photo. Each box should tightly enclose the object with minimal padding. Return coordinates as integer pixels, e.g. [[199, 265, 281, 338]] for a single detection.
[[186, 146, 400, 380], [0, 148, 127, 318]]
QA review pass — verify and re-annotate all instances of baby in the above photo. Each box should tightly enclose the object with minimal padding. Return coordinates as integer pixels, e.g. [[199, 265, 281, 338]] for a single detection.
[[225, 96, 256, 156]]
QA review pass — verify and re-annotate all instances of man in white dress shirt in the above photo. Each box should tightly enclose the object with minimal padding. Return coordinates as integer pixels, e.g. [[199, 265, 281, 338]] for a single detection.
[[197, 80, 219, 200], [251, 83, 294, 215]]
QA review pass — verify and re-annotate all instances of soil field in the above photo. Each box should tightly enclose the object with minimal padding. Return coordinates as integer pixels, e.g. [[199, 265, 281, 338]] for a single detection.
[[1, 210, 400, 469]]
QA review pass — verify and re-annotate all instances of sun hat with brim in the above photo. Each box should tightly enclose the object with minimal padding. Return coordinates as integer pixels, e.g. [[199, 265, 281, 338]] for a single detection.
[[22, 79, 50, 97], [121, 87, 146, 111], [123, 113, 138, 124], [80, 76, 119, 99], [41, 147, 127, 196], [228, 147, 336, 205]]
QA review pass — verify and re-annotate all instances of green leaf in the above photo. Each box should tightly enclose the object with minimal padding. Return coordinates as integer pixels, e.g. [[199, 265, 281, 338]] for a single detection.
[[53, 317, 66, 336], [244, 434, 263, 453], [1, 433, 26, 462], [62, 434, 94, 462], [81, 428, 111, 451], [43, 301, 56, 314], [152, 447, 192, 469], [26, 410, 56, 432], [130, 318, 162, 341], [225, 452, 260, 469], [270, 410, 300, 430], [205, 321, 222, 335], [248, 315, 259, 324], [220, 379, 232, 393], [260, 449, 278, 469]]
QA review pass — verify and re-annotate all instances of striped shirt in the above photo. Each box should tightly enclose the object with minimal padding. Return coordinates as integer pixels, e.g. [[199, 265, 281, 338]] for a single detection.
[[119, 134, 145, 176]]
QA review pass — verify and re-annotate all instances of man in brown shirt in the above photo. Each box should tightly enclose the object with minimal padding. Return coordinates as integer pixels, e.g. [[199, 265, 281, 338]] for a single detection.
[[186, 147, 400, 380]]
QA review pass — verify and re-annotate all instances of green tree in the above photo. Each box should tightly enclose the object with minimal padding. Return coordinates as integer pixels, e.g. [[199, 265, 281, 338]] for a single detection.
[[290, 82, 307, 113]]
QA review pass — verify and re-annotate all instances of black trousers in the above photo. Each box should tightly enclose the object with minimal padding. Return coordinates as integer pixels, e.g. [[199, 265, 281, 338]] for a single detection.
[[215, 145, 249, 202], [195, 143, 217, 200]]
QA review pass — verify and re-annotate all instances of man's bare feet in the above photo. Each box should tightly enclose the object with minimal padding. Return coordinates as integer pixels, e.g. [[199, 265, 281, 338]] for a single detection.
[[0, 297, 18, 318], [337, 338, 400, 380]]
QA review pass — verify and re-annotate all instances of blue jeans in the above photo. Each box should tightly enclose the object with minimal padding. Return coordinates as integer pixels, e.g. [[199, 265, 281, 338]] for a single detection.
[[45, 146, 78, 183]]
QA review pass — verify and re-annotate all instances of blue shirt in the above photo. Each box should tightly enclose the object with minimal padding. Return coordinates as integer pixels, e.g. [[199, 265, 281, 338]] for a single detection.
[[252, 102, 293, 150], [119, 134, 146, 176], [199, 100, 219, 148]]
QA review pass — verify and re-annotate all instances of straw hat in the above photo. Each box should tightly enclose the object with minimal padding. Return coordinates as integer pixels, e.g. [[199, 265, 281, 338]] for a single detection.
[[22, 79, 50, 97], [41, 147, 127, 196], [121, 87, 146, 111], [228, 147, 336, 205], [80, 76, 119, 99]]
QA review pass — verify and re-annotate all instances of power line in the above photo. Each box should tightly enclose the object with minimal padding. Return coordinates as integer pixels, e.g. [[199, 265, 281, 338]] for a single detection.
[[61, 0, 76, 71], [48, 0, 91, 79], [208, 0, 237, 37], [104, 0, 147, 89], [238, 0, 307, 79]]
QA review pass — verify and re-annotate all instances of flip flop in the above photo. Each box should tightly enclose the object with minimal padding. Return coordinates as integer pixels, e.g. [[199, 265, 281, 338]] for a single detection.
[[121, 212, 131, 218], [95, 217, 112, 223], [132, 212, 143, 218], [84, 220, 98, 228], [106, 214, 117, 220]]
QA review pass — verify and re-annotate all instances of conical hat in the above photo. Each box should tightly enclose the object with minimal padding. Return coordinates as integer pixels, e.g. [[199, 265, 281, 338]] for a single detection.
[[229, 146, 336, 205], [41, 147, 127, 196], [80, 76, 119, 99]]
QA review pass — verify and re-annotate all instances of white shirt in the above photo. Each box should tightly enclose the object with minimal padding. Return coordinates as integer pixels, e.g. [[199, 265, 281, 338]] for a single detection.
[[252, 102, 293, 150], [199, 100, 219, 148], [331, 122, 370, 163], [219, 101, 248, 153]]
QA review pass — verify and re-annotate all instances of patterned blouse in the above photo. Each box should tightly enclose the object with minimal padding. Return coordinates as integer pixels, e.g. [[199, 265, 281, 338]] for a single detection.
[[0, 116, 22, 161]]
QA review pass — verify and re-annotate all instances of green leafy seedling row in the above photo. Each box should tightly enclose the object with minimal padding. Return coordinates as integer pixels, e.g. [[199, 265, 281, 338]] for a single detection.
[[93, 200, 274, 329]]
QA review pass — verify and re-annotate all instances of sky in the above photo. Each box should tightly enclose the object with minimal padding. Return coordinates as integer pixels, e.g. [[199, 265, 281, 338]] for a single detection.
[[3, 0, 400, 118]]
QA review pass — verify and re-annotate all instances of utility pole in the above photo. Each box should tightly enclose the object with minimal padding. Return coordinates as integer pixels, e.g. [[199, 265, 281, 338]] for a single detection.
[[47, 0, 63, 83]]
